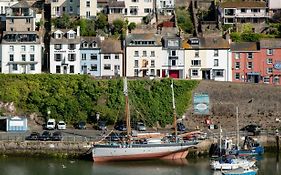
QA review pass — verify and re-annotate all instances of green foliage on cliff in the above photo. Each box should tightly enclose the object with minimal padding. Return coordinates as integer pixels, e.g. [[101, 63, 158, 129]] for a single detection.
[[0, 74, 198, 126]]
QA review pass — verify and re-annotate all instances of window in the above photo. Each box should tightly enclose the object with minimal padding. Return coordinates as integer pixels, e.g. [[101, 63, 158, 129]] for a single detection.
[[9, 46, 14, 52], [214, 69, 224, 77], [54, 54, 62, 61], [9, 54, 14, 61], [151, 60, 155, 67], [86, 1, 90, 7], [104, 64, 111, 70], [235, 62, 240, 69], [134, 69, 138, 76], [191, 69, 198, 76], [10, 28, 13, 31], [82, 54, 86, 60], [91, 64, 97, 71], [30, 64, 35, 71], [134, 60, 139, 67], [30, 54, 35, 61], [131, 0, 139, 3], [267, 68, 273, 74], [27, 28, 30, 31], [267, 49, 273, 55], [263, 76, 270, 83], [143, 51, 147, 57], [10, 19, 14, 23], [251, 9, 260, 13], [86, 11, 90, 18], [151, 51, 155, 57], [191, 60, 201, 66], [21, 46, 26, 52], [55, 44, 62, 50], [30, 46, 35, 52], [68, 44, 76, 50], [214, 50, 219, 56], [68, 54, 76, 61], [273, 76, 280, 85], [56, 66, 61, 73], [134, 51, 139, 57], [247, 62, 253, 69], [151, 69, 155, 75], [91, 54, 97, 60], [22, 54, 26, 61], [241, 8, 246, 13], [144, 8, 152, 13], [267, 58, 272, 64], [70, 65, 74, 73], [115, 55, 119, 59], [170, 50, 176, 56], [69, 6, 73, 12], [214, 59, 219, 66], [104, 55, 110, 59], [69, 33, 75, 39], [235, 73, 240, 80], [26, 19, 31, 23], [195, 50, 199, 57], [12, 64, 18, 71], [247, 53, 253, 59]]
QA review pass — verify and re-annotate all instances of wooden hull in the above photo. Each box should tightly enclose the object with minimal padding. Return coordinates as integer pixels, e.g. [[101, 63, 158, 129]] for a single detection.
[[92, 143, 195, 162]]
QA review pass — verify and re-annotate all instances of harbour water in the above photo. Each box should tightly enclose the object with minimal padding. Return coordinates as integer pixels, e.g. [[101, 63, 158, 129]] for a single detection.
[[0, 153, 280, 175]]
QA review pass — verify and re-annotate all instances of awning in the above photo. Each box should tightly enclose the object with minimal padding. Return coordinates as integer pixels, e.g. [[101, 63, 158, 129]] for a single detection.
[[247, 72, 260, 75]]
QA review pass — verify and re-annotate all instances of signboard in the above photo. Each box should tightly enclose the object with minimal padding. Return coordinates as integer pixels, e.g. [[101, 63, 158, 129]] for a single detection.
[[193, 93, 209, 115]]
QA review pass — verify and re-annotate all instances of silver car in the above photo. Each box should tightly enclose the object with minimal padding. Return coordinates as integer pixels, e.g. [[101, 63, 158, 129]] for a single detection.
[[136, 122, 146, 131]]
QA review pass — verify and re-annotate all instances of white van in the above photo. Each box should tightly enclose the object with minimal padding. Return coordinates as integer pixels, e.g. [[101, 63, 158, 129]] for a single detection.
[[46, 119, 56, 130], [57, 121, 66, 130]]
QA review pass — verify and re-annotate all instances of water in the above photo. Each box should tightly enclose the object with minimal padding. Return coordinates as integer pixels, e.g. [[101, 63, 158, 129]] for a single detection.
[[0, 153, 280, 175]]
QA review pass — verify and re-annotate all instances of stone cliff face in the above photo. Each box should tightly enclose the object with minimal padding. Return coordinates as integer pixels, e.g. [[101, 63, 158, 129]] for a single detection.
[[185, 81, 281, 131]]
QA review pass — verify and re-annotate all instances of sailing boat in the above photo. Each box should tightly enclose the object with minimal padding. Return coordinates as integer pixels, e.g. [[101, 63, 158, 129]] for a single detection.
[[91, 78, 199, 162]]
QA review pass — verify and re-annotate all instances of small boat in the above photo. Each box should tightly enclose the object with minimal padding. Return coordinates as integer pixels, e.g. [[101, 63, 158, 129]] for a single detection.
[[222, 167, 257, 175], [210, 155, 256, 170]]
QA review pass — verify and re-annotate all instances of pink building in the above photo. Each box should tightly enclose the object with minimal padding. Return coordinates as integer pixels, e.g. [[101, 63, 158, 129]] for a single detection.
[[231, 39, 281, 85], [231, 42, 260, 83]]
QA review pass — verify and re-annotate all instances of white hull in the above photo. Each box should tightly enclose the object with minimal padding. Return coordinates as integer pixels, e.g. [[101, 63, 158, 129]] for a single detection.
[[92, 142, 197, 162], [210, 159, 256, 170]]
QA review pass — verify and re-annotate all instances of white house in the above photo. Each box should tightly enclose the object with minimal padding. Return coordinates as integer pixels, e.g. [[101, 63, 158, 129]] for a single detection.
[[0, 31, 42, 74], [126, 33, 163, 77], [100, 38, 123, 77], [156, 0, 174, 15], [49, 27, 81, 74], [0, 0, 18, 15], [184, 37, 232, 81], [268, 0, 281, 17], [78, 0, 97, 18]]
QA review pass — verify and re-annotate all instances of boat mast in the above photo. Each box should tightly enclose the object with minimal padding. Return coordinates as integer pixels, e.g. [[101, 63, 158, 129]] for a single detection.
[[124, 77, 131, 137], [171, 79, 177, 137], [219, 125, 222, 156], [236, 106, 239, 150]]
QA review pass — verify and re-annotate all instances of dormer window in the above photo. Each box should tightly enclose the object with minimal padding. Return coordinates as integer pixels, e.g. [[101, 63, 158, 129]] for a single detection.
[[190, 39, 199, 45], [92, 42, 97, 48], [68, 33, 75, 39], [82, 42, 88, 48], [56, 33, 62, 39]]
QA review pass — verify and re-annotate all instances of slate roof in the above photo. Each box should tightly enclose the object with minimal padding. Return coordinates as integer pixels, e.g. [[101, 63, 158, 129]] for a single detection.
[[126, 33, 162, 46], [101, 38, 122, 54], [183, 37, 230, 49], [230, 42, 259, 52], [11, 1, 30, 8], [260, 39, 281, 48], [108, 0, 125, 8], [50, 29, 80, 44], [81, 36, 101, 47], [220, 1, 266, 8]]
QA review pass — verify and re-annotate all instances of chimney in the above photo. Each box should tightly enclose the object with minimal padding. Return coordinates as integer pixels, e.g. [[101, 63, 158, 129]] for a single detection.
[[76, 26, 80, 36]]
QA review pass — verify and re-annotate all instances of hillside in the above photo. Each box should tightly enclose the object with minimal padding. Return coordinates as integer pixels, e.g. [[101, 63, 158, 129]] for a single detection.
[[185, 81, 281, 131]]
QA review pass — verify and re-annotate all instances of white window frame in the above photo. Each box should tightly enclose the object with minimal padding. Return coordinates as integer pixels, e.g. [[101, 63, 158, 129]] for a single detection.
[[266, 58, 273, 64], [267, 49, 273, 55], [266, 67, 273, 74]]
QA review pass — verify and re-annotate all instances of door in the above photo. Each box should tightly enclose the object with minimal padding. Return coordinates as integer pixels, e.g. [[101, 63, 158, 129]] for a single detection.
[[63, 66, 67, 74], [21, 65, 27, 74], [202, 70, 210, 80], [169, 70, 179, 78], [82, 65, 87, 74]]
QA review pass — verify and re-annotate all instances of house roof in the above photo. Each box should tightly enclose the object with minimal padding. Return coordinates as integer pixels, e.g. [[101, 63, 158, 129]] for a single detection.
[[183, 37, 230, 49], [126, 33, 162, 46], [108, 0, 125, 8], [81, 36, 101, 46], [230, 42, 259, 52], [220, 1, 266, 8], [101, 38, 122, 54], [50, 29, 80, 44], [260, 38, 281, 48], [11, 1, 30, 8]]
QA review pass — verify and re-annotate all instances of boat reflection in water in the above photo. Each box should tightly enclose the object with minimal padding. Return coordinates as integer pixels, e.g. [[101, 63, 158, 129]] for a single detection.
[[92, 158, 211, 175]]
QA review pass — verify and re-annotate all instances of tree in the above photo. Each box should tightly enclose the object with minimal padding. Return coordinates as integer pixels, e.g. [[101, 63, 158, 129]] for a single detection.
[[128, 22, 136, 33], [176, 8, 194, 34], [112, 19, 127, 39], [52, 13, 72, 29], [95, 13, 108, 32], [80, 19, 96, 36]]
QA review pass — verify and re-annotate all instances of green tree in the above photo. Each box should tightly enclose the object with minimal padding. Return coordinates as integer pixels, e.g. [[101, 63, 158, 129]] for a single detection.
[[176, 8, 194, 34], [95, 13, 108, 32], [128, 22, 136, 33], [52, 13, 71, 29], [80, 18, 96, 36]]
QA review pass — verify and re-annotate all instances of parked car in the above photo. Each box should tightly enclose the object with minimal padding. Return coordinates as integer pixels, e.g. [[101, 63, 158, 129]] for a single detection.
[[135, 122, 146, 131], [39, 131, 52, 141], [114, 122, 127, 131], [25, 132, 40, 140], [46, 119, 56, 130], [52, 131, 62, 141], [177, 123, 186, 131], [240, 124, 261, 135], [97, 121, 107, 131], [75, 121, 86, 129], [57, 121, 66, 130]]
